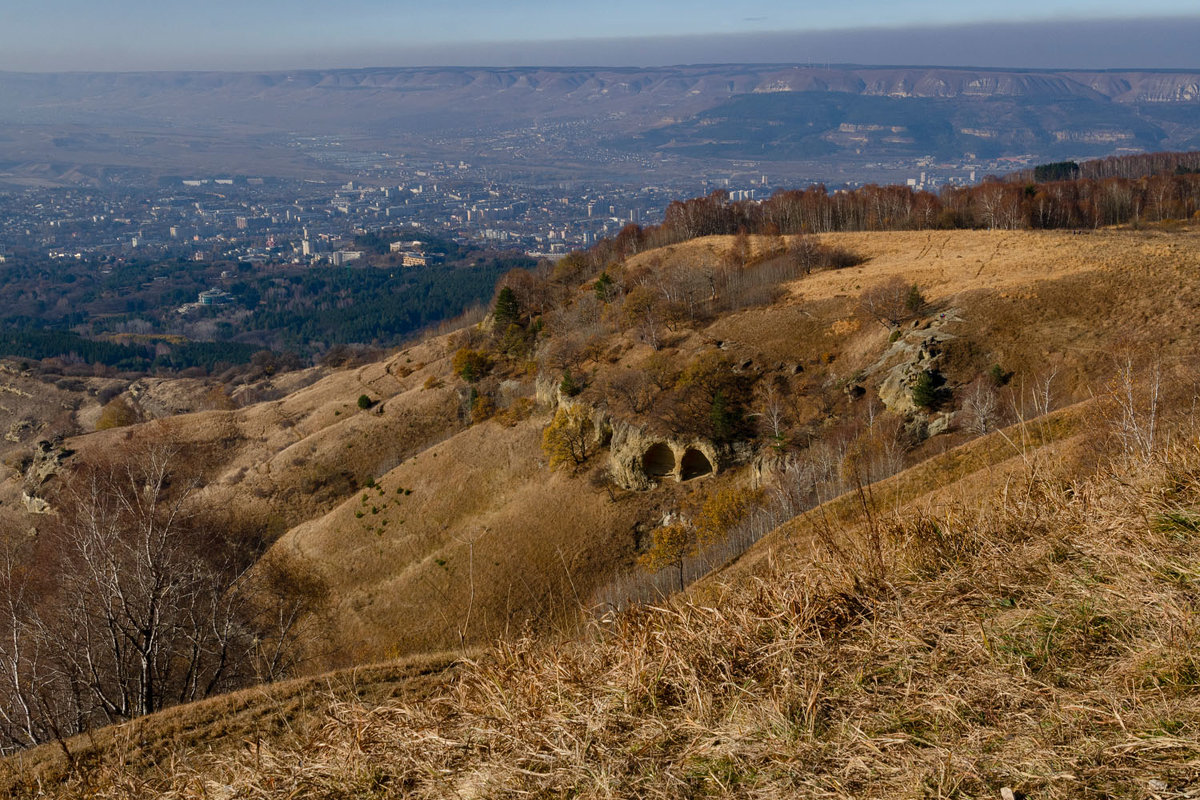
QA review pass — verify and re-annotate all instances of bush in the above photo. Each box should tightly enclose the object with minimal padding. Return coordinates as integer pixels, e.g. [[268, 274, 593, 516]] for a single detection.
[[357, 394, 374, 410], [470, 392, 496, 424], [542, 405, 595, 469], [452, 348, 493, 383], [905, 283, 925, 315], [989, 363, 1012, 387], [823, 246, 864, 270], [95, 397, 139, 430]]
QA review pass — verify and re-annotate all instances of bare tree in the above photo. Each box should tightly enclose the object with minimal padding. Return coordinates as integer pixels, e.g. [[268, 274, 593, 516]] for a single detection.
[[1109, 356, 1161, 461], [757, 381, 789, 451], [963, 379, 1000, 435], [859, 276, 920, 329], [1030, 366, 1058, 418], [605, 368, 656, 415], [0, 439, 321, 753], [623, 286, 664, 350], [47, 445, 243, 719]]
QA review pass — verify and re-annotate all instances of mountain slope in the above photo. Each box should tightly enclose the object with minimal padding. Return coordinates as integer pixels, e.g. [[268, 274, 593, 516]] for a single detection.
[[5, 221, 1200, 792], [8, 397, 1199, 798]]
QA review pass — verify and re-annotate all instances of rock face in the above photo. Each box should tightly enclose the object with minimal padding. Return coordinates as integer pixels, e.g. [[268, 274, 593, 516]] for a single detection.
[[877, 333, 945, 415], [539, 373, 720, 491], [24, 439, 70, 489], [16, 439, 72, 515], [5, 418, 36, 443], [873, 310, 962, 417], [21, 492, 52, 515], [608, 421, 719, 490]]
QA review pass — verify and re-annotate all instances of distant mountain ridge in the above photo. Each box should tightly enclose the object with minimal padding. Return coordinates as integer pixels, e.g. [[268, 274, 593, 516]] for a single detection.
[[3, 65, 1197, 109], [0, 64, 1198, 181]]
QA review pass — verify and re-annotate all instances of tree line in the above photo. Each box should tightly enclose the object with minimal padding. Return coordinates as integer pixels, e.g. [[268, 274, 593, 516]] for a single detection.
[[0, 327, 261, 373], [587, 150, 1200, 262]]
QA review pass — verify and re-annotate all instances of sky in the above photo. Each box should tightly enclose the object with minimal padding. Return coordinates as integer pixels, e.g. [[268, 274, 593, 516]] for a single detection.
[[2, 0, 1199, 71]]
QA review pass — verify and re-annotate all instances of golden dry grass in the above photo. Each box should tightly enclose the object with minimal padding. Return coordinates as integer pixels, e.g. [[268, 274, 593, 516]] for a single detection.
[[20, 430, 1200, 798], [9, 224, 1200, 795], [0, 651, 464, 798], [713, 400, 1096, 584], [640, 228, 1200, 306], [271, 410, 668, 662]]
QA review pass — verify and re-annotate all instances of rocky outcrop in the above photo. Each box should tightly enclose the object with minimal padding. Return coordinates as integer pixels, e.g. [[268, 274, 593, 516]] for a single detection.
[[877, 332, 946, 416], [22, 492, 52, 515], [608, 422, 720, 490], [24, 439, 70, 489], [5, 418, 37, 443], [16, 439, 73, 515], [539, 372, 722, 490], [871, 309, 963, 418]]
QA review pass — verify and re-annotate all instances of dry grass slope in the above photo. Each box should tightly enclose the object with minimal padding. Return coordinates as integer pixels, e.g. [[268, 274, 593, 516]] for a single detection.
[[0, 652, 463, 798], [19, 433, 1200, 798], [7, 224, 1200, 795]]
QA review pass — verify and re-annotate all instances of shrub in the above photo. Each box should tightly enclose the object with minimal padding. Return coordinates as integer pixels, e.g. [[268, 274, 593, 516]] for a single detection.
[[357, 394, 374, 410], [559, 369, 583, 397], [95, 397, 139, 430], [452, 348, 493, 383], [470, 393, 497, 424], [861, 276, 921, 328], [989, 363, 1012, 387], [593, 271, 615, 302], [495, 397, 535, 427], [905, 283, 925, 315], [542, 405, 595, 469], [824, 246, 864, 270]]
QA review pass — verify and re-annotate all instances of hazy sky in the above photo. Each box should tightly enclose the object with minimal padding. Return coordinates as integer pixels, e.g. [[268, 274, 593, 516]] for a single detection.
[[3, 0, 1199, 71]]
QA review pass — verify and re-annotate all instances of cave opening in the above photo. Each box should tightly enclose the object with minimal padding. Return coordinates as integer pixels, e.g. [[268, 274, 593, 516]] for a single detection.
[[680, 448, 713, 480], [642, 443, 675, 477]]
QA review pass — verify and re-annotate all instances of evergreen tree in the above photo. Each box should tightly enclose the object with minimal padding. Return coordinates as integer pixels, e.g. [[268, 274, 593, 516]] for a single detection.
[[912, 370, 940, 410], [493, 286, 521, 331]]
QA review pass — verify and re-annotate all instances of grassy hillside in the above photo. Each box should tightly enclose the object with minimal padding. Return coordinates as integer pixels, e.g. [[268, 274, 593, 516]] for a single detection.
[[5, 222, 1200, 792], [8, 408, 1199, 797]]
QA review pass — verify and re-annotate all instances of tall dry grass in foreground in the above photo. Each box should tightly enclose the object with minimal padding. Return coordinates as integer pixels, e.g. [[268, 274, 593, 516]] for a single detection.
[[18, 439, 1200, 798]]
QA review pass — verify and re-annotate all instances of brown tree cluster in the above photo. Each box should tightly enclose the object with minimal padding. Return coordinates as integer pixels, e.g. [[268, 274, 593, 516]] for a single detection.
[[585, 152, 1200, 256]]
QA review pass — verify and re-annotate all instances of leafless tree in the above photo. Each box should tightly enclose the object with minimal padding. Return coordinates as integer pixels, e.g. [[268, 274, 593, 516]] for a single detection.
[[605, 368, 656, 415], [0, 439, 321, 753], [1030, 366, 1058, 418], [757, 381, 789, 451], [859, 276, 918, 329], [47, 445, 243, 719], [964, 379, 1000, 435], [623, 286, 664, 350], [1110, 356, 1161, 461]]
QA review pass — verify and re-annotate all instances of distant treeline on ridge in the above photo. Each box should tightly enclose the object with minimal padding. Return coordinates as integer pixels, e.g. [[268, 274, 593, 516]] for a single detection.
[[591, 150, 1200, 261]]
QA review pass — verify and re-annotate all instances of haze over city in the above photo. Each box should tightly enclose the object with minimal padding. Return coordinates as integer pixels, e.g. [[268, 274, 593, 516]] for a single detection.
[[2, 1, 1199, 70]]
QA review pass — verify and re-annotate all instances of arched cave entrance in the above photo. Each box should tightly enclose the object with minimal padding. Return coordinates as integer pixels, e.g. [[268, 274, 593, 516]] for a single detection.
[[680, 448, 713, 480], [642, 443, 676, 478]]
